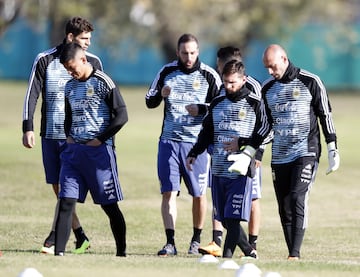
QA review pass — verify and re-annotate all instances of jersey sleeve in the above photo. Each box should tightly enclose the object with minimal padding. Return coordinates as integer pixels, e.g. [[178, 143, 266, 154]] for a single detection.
[[97, 85, 128, 143], [145, 66, 166, 109], [310, 78, 337, 144], [22, 54, 47, 133]]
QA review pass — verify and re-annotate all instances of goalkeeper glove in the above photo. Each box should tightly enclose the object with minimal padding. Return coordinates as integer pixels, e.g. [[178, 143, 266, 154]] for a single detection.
[[326, 141, 340, 175], [228, 145, 256, 175]]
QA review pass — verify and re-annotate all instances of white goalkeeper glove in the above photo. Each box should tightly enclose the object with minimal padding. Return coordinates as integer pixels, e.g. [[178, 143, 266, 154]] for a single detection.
[[326, 141, 340, 175], [228, 145, 256, 175]]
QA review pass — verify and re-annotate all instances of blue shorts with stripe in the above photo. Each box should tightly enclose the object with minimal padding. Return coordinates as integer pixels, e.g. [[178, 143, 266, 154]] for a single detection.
[[59, 143, 123, 205], [212, 175, 253, 223], [41, 138, 66, 184], [157, 139, 210, 197]]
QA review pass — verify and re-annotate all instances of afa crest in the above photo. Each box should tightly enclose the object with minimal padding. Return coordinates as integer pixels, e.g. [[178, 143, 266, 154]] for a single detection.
[[292, 87, 300, 99], [86, 85, 94, 97], [238, 108, 247, 120], [192, 78, 201, 90]]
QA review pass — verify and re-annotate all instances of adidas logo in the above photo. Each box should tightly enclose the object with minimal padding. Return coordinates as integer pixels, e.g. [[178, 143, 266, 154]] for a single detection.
[[108, 194, 116, 200], [233, 209, 240, 215]]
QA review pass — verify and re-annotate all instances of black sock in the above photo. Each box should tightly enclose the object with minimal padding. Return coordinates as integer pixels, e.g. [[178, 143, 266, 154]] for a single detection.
[[101, 203, 127, 256], [73, 226, 88, 242], [213, 230, 223, 247], [165, 229, 175, 245], [191, 227, 202, 243], [55, 198, 76, 255], [248, 234, 258, 250]]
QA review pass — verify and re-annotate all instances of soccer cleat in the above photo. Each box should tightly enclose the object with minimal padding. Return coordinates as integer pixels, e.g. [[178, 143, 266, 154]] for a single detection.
[[40, 243, 55, 255], [198, 241, 222, 257], [287, 256, 300, 261], [157, 244, 177, 256], [72, 239, 90, 254], [188, 240, 200, 255]]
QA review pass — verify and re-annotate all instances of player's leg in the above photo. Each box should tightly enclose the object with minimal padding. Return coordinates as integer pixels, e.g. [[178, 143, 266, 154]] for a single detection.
[[272, 162, 293, 256], [40, 139, 62, 254], [101, 203, 127, 256], [41, 139, 90, 254], [248, 166, 262, 250], [223, 218, 255, 258], [161, 191, 178, 243], [54, 197, 77, 256], [288, 157, 318, 259], [84, 143, 127, 256], [222, 176, 254, 258], [55, 143, 84, 256], [198, 175, 223, 257], [248, 199, 260, 249], [181, 142, 209, 255], [156, 140, 180, 256]]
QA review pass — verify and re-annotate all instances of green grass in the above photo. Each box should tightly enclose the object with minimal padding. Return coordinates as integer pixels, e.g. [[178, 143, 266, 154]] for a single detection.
[[0, 81, 359, 276]]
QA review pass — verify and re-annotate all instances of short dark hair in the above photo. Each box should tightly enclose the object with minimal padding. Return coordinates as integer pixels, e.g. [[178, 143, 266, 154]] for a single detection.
[[65, 16, 94, 37], [60, 42, 83, 64], [217, 46, 243, 64], [177, 33, 199, 49], [222, 60, 245, 76]]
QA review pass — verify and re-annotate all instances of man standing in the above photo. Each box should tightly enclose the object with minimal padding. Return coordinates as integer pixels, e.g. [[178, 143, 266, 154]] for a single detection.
[[186, 60, 270, 258], [199, 46, 265, 257], [145, 33, 222, 256], [262, 44, 340, 260], [22, 16, 103, 254], [55, 42, 128, 256]]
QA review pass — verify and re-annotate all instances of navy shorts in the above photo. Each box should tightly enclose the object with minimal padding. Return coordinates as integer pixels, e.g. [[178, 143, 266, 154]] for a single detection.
[[208, 163, 261, 200], [59, 143, 123, 205], [41, 138, 66, 184], [212, 175, 253, 223], [157, 139, 209, 197]]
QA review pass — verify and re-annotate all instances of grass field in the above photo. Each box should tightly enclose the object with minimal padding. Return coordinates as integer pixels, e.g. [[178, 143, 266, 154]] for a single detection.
[[0, 81, 359, 276]]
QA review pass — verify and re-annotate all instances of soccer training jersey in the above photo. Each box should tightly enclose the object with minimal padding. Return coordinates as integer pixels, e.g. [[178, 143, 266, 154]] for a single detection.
[[22, 42, 103, 139], [262, 62, 337, 164], [145, 59, 222, 143]]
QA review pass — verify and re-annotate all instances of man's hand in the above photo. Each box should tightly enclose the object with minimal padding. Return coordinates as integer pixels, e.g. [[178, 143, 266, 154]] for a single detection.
[[86, 138, 102, 147], [223, 135, 240, 153], [186, 157, 196, 171], [185, 104, 199, 116], [326, 142, 340, 175], [228, 145, 256, 175], [161, 85, 171, 98], [22, 131, 35, 148]]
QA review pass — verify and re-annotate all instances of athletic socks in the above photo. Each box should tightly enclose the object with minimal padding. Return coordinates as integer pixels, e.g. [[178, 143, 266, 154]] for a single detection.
[[248, 234, 258, 250], [213, 230, 223, 247], [191, 227, 202, 243], [73, 227, 88, 242], [165, 229, 175, 245]]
